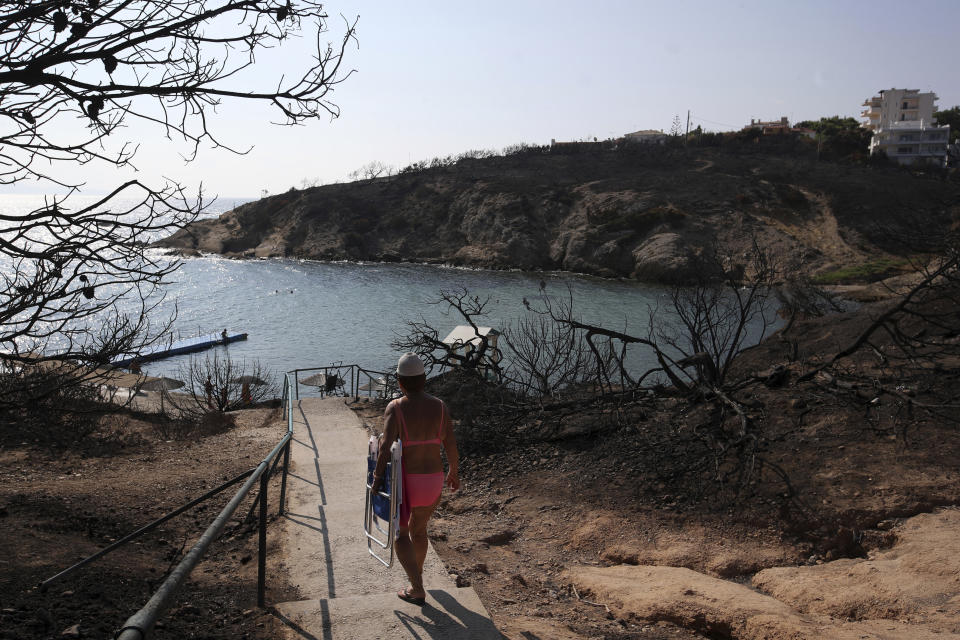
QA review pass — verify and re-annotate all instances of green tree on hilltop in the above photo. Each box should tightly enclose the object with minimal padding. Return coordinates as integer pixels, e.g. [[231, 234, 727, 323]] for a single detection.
[[795, 116, 873, 159], [934, 106, 960, 143]]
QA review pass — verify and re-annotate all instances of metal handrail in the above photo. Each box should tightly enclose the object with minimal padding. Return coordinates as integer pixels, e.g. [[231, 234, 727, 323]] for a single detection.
[[289, 364, 354, 398], [288, 363, 397, 401], [114, 373, 296, 640], [112, 364, 396, 638], [356, 366, 397, 400]]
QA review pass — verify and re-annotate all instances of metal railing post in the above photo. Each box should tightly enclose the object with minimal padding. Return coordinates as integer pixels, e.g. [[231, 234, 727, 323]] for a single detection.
[[278, 440, 291, 516], [257, 471, 268, 608], [243, 450, 286, 524], [287, 375, 294, 431]]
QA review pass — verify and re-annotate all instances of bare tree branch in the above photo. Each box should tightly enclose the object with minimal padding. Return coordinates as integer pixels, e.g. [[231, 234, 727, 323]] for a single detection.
[[0, 1, 357, 185], [392, 288, 502, 376], [0, 1, 356, 412], [798, 244, 960, 382]]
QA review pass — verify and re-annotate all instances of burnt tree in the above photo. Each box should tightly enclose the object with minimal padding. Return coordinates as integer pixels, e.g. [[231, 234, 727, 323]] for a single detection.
[[0, 1, 356, 413]]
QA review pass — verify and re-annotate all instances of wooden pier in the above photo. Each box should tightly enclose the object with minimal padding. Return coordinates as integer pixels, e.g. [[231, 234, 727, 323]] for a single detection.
[[110, 331, 247, 367]]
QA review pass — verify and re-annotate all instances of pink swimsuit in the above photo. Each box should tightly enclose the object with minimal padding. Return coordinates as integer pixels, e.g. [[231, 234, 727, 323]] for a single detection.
[[394, 400, 445, 523]]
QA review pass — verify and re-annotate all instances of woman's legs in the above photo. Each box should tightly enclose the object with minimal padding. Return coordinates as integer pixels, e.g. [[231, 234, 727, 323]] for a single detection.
[[395, 495, 440, 599]]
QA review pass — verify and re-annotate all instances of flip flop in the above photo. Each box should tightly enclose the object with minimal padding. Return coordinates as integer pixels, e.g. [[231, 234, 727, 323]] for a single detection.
[[397, 588, 426, 606]]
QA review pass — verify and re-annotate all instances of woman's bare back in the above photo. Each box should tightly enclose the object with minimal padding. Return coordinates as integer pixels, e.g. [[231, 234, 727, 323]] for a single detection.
[[393, 393, 446, 474]]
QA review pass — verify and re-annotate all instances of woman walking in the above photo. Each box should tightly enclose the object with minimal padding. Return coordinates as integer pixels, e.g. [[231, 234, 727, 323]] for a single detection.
[[372, 353, 460, 606]]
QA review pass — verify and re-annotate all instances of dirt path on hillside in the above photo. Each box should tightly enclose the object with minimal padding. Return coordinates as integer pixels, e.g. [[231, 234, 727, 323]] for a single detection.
[[761, 185, 868, 270], [690, 158, 714, 172]]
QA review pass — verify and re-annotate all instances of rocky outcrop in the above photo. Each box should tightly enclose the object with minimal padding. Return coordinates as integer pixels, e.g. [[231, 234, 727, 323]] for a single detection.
[[752, 509, 960, 624], [156, 148, 960, 283], [567, 508, 960, 639], [630, 232, 698, 282]]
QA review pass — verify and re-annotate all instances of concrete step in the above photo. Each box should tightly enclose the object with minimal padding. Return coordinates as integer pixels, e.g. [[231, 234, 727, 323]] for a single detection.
[[287, 459, 367, 500], [273, 588, 503, 640], [277, 507, 452, 599]]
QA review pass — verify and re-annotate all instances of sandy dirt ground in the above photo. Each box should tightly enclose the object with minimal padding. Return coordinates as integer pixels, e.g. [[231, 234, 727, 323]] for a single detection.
[[0, 406, 295, 640]]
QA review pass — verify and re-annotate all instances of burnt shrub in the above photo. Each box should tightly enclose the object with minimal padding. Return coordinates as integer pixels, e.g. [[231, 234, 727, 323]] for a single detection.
[[0, 371, 103, 447]]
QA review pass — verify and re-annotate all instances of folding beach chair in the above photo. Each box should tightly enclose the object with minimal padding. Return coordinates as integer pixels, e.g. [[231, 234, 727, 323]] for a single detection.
[[363, 435, 402, 567]]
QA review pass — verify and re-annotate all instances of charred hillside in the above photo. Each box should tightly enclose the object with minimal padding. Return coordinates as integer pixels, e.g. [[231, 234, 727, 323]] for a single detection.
[[157, 145, 960, 283]]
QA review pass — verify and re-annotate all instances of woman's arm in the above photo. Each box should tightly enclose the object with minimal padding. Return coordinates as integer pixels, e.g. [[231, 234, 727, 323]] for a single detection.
[[372, 401, 399, 492], [441, 401, 460, 491]]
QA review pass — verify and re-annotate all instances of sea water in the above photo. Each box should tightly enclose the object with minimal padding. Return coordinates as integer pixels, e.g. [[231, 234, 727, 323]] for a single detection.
[[140, 255, 673, 379], [0, 194, 773, 383]]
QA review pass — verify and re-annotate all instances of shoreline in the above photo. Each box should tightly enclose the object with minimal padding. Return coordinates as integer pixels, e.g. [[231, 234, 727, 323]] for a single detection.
[[156, 246, 665, 285], [158, 247, 907, 295]]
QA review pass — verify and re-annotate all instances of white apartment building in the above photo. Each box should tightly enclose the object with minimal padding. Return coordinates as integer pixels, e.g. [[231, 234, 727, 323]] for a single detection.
[[861, 89, 950, 166]]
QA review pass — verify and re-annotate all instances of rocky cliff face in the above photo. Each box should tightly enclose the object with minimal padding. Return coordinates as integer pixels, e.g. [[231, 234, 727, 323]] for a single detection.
[[157, 147, 960, 283]]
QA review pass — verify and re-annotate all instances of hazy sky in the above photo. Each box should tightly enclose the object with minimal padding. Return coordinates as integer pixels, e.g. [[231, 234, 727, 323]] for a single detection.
[[9, 0, 960, 200]]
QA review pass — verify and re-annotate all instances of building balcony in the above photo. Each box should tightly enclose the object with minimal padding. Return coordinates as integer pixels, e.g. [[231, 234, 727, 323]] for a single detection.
[[873, 144, 947, 156], [892, 152, 948, 159], [880, 120, 947, 131], [873, 137, 946, 146]]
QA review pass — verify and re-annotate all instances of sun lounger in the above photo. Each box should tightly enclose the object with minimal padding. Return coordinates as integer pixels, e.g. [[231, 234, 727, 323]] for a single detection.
[[363, 436, 402, 567]]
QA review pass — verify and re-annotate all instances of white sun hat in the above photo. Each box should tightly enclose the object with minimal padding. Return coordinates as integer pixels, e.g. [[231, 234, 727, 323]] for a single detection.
[[396, 352, 425, 376]]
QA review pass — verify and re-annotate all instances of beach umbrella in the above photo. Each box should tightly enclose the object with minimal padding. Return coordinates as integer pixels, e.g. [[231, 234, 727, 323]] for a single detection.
[[358, 377, 387, 392], [140, 376, 185, 392], [140, 376, 184, 413], [299, 373, 330, 386], [233, 375, 268, 386]]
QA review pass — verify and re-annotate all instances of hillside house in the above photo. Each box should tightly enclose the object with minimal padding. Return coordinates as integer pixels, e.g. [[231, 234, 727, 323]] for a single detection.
[[744, 117, 791, 134], [743, 117, 815, 139], [623, 129, 667, 144]]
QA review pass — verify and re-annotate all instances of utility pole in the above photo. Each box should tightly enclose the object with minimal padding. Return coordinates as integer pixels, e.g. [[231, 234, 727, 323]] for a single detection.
[[685, 110, 691, 146]]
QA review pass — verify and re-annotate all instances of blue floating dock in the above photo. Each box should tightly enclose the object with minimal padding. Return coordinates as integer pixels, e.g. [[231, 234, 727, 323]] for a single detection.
[[111, 331, 248, 367]]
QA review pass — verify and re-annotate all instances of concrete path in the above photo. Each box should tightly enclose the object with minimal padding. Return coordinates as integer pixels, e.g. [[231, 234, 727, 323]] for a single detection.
[[274, 397, 502, 640]]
